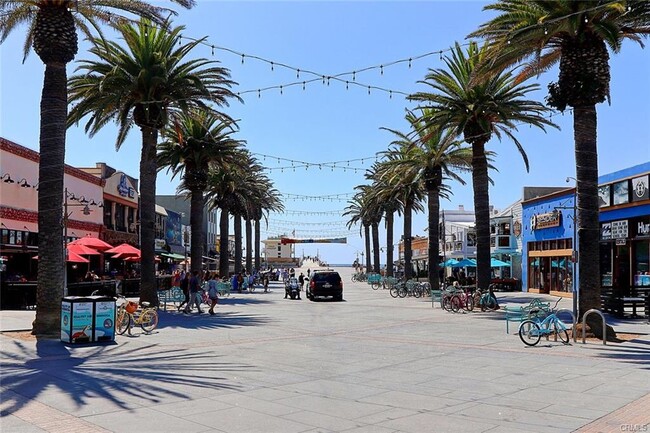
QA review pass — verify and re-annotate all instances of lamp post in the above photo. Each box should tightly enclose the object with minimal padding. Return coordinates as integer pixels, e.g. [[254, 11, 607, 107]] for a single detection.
[[63, 188, 92, 296]]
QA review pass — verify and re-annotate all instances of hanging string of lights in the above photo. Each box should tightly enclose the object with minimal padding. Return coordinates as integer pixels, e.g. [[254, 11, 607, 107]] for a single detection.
[[271, 209, 345, 216], [281, 192, 355, 201], [268, 218, 351, 227]]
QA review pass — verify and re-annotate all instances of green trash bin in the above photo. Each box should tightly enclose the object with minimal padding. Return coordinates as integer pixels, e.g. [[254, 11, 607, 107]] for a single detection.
[[61, 296, 116, 344]]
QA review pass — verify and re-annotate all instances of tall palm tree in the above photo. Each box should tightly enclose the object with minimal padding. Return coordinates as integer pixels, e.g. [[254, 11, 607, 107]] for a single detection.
[[68, 19, 240, 306], [0, 0, 194, 336], [376, 142, 426, 280], [158, 110, 243, 276], [207, 152, 248, 277], [409, 41, 556, 291], [1, 0, 194, 336], [470, 0, 650, 315], [381, 109, 473, 289], [367, 162, 401, 278], [344, 192, 371, 272], [251, 182, 283, 270]]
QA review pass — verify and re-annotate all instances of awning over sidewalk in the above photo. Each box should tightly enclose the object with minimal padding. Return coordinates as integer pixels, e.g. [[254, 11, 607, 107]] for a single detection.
[[160, 252, 186, 260]]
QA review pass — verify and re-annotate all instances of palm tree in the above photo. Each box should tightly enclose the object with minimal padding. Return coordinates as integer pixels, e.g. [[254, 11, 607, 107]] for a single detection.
[[381, 109, 473, 289], [344, 192, 372, 273], [409, 41, 556, 291], [251, 182, 283, 271], [366, 162, 402, 277], [68, 19, 240, 306], [1, 0, 194, 336], [470, 0, 650, 315], [158, 110, 243, 276]]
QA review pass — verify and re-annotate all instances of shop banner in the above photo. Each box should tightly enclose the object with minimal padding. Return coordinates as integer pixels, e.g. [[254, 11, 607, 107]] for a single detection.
[[61, 301, 71, 341]]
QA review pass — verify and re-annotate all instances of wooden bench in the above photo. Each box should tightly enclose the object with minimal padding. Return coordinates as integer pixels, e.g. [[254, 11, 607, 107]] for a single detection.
[[602, 288, 649, 318], [503, 299, 551, 334]]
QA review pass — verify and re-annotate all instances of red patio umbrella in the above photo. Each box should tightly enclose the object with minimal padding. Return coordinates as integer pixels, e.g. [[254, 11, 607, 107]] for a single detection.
[[105, 243, 141, 256], [33, 251, 89, 263], [67, 244, 100, 256], [68, 236, 113, 251]]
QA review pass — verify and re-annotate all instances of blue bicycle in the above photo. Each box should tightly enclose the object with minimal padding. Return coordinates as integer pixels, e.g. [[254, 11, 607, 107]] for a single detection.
[[518, 298, 569, 346]]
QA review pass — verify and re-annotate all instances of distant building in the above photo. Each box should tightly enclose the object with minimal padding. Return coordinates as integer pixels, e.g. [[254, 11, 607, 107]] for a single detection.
[[262, 237, 298, 267]]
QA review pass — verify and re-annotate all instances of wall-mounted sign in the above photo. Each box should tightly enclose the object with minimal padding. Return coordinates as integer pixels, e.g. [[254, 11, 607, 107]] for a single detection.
[[154, 239, 167, 250], [613, 180, 629, 205], [530, 211, 561, 230], [513, 220, 522, 238], [632, 175, 649, 202], [117, 174, 136, 198], [598, 185, 611, 207], [601, 220, 629, 240]]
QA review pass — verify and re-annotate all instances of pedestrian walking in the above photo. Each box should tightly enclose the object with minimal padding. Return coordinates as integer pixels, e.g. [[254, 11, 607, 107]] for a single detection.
[[298, 272, 305, 289], [184, 270, 203, 314], [207, 273, 219, 315], [178, 271, 189, 311]]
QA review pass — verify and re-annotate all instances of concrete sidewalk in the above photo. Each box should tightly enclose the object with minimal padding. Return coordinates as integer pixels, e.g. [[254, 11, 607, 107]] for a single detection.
[[1, 262, 649, 433]]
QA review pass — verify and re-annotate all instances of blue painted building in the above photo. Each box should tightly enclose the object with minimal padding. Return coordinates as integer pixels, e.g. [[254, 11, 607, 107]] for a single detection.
[[522, 162, 650, 296]]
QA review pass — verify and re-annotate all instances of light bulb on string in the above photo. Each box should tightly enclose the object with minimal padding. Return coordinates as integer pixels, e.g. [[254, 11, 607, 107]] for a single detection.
[[352, 71, 356, 81], [408, 58, 412, 68], [241, 54, 245, 64], [544, 28, 548, 35], [389, 91, 392, 99], [380, 65, 383, 75], [211, 45, 214, 56], [258, 89, 261, 98], [346, 81, 349, 90], [270, 62, 274, 71], [297, 69, 300, 78], [280, 86, 283, 95], [302, 81, 306, 90], [368, 86, 371, 95], [322, 76, 325, 85]]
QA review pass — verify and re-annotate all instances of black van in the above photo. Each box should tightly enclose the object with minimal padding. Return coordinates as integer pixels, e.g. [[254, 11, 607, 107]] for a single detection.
[[306, 271, 343, 301]]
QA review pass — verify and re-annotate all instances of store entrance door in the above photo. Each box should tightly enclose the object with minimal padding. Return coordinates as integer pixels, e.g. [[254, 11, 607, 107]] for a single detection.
[[614, 244, 630, 296]]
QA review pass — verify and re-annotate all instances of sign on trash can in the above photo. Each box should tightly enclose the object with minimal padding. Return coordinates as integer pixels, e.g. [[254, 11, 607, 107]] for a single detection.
[[61, 296, 116, 344]]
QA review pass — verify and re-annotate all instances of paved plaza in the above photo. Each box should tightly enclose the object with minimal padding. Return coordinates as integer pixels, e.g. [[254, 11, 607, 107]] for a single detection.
[[1, 262, 649, 433]]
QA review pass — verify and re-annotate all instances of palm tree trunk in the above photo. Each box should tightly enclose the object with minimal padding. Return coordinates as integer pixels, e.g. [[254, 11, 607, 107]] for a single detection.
[[190, 187, 204, 275], [234, 214, 242, 274], [372, 222, 380, 273], [404, 199, 413, 280], [33, 62, 67, 336], [427, 188, 441, 290], [574, 105, 600, 317], [386, 211, 394, 277], [245, 218, 252, 273], [364, 224, 372, 272], [139, 126, 159, 306], [472, 140, 491, 291], [219, 207, 229, 276], [254, 218, 261, 270]]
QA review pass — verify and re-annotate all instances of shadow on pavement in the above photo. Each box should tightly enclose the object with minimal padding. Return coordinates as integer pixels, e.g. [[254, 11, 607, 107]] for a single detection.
[[157, 310, 272, 331], [0, 338, 247, 416]]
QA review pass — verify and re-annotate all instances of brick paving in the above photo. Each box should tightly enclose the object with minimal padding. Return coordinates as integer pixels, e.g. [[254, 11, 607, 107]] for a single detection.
[[574, 393, 650, 433]]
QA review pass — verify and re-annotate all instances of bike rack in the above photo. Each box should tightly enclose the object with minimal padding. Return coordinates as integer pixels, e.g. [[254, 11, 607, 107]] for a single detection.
[[555, 309, 577, 343], [581, 309, 607, 345]]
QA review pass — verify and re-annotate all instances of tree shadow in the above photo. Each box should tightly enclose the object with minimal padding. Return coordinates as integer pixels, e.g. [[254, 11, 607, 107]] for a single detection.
[[590, 342, 650, 369], [0, 338, 248, 416], [156, 310, 273, 331]]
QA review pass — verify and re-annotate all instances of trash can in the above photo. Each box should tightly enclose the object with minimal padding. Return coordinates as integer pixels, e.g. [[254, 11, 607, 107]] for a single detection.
[[61, 296, 116, 344], [91, 295, 116, 343]]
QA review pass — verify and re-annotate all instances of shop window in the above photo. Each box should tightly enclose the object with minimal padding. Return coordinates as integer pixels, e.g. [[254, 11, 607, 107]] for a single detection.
[[9, 230, 15, 245], [613, 180, 629, 205], [600, 243, 613, 287], [490, 237, 496, 247], [542, 241, 549, 250], [598, 185, 611, 208], [498, 237, 510, 248], [1, 229, 8, 244], [633, 241, 650, 287], [550, 240, 557, 250], [499, 222, 511, 235], [536, 241, 543, 251]]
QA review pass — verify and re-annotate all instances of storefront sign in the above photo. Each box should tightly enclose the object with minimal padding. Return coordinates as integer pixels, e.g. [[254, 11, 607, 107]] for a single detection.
[[530, 211, 561, 230], [601, 220, 629, 240], [117, 174, 136, 198], [513, 220, 522, 238], [154, 239, 167, 250], [638, 221, 650, 237], [632, 175, 649, 202]]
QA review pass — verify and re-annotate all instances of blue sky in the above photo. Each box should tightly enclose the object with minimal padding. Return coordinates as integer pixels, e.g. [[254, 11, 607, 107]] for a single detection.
[[1, 1, 649, 265]]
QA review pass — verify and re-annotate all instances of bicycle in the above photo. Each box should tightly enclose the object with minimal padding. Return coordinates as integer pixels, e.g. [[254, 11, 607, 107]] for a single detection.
[[518, 298, 569, 346], [115, 295, 159, 335], [451, 289, 474, 312]]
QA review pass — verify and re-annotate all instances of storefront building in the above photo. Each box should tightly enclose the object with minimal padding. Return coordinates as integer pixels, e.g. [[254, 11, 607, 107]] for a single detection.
[[522, 190, 576, 296], [522, 162, 650, 298], [1, 138, 105, 280], [598, 162, 650, 296]]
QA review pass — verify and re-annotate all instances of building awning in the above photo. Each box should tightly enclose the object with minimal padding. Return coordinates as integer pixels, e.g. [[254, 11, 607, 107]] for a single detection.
[[160, 252, 185, 260]]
